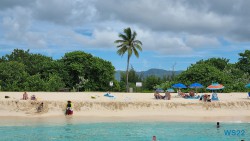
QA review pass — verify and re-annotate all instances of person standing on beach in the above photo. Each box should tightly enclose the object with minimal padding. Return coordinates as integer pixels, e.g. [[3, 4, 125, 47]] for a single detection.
[[23, 92, 28, 100]]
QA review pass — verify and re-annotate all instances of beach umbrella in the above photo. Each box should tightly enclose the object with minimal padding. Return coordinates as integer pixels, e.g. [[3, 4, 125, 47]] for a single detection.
[[166, 88, 175, 93], [245, 83, 250, 88], [172, 83, 187, 89], [189, 83, 203, 88], [189, 82, 203, 94], [155, 88, 164, 93], [206, 82, 224, 90]]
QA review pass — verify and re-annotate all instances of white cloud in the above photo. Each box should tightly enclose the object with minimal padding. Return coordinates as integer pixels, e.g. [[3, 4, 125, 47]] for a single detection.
[[1, 6, 47, 48], [185, 35, 220, 48], [0, 0, 249, 57]]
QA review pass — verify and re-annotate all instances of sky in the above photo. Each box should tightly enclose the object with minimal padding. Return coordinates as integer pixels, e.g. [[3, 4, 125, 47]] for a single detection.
[[0, 0, 249, 71]]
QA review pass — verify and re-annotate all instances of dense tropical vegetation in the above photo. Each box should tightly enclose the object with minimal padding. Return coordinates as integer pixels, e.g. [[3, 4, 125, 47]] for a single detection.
[[121, 50, 250, 93], [0, 49, 249, 92], [0, 49, 115, 91]]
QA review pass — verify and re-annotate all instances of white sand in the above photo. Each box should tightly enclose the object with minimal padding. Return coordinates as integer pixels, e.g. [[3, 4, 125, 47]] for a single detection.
[[0, 92, 249, 122]]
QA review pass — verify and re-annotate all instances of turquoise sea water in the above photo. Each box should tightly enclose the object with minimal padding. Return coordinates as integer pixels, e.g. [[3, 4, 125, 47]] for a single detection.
[[0, 118, 249, 141]]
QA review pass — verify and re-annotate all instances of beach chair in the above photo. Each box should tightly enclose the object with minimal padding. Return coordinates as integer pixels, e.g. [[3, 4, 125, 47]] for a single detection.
[[248, 92, 250, 99], [211, 93, 219, 101]]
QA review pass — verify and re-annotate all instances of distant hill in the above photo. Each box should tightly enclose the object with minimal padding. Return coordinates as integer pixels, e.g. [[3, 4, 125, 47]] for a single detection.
[[115, 68, 182, 81]]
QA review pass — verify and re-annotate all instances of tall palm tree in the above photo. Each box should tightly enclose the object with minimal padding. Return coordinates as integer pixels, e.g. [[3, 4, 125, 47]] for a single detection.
[[114, 27, 142, 92]]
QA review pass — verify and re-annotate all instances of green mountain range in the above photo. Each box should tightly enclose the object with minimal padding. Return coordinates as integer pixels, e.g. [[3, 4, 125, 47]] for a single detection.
[[115, 68, 182, 81]]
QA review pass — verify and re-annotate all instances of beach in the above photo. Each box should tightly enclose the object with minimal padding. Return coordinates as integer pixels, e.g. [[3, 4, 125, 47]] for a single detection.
[[0, 92, 249, 122]]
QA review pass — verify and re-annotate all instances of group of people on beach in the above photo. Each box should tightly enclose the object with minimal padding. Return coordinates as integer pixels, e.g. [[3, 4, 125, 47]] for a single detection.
[[22, 92, 37, 101], [154, 89, 215, 102], [22, 92, 74, 115]]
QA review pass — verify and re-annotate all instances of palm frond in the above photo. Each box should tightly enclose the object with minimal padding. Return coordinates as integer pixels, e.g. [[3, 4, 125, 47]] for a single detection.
[[117, 47, 128, 56], [116, 44, 125, 48], [133, 47, 139, 58], [114, 40, 125, 44], [131, 31, 137, 41], [134, 40, 142, 45], [124, 27, 132, 40], [118, 34, 128, 40], [135, 44, 142, 51]]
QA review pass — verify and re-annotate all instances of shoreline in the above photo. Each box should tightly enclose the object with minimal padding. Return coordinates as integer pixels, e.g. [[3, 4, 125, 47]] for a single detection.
[[0, 115, 249, 126]]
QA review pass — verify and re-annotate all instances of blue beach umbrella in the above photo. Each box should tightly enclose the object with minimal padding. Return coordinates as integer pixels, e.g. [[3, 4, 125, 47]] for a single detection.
[[172, 83, 187, 89], [245, 83, 250, 88], [189, 83, 204, 88], [155, 88, 164, 93], [189, 82, 203, 94]]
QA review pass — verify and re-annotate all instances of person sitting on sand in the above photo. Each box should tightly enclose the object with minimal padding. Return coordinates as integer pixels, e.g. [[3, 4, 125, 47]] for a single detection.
[[37, 102, 43, 113], [180, 92, 188, 98], [207, 95, 211, 102], [31, 95, 36, 100], [164, 92, 171, 100], [203, 94, 208, 102], [154, 92, 164, 99], [23, 92, 29, 100], [189, 90, 195, 97], [66, 101, 73, 115]]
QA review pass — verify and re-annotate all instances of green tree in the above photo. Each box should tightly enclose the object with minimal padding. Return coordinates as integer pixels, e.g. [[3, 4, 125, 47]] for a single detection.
[[0, 61, 28, 91], [60, 51, 115, 91], [143, 75, 162, 91], [236, 50, 250, 74], [177, 63, 230, 86], [115, 27, 142, 92], [120, 66, 142, 85], [23, 74, 46, 91], [119, 66, 143, 91], [196, 58, 229, 71], [1, 49, 54, 77]]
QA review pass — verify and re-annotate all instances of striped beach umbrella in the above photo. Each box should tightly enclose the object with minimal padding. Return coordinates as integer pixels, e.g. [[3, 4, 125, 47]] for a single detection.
[[206, 83, 224, 90]]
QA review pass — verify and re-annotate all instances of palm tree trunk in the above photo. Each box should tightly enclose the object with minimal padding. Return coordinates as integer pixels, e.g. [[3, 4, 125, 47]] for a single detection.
[[126, 55, 130, 92]]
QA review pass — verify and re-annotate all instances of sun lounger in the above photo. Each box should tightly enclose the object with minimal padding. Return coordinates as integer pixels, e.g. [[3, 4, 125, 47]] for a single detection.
[[184, 95, 200, 99], [248, 92, 250, 99]]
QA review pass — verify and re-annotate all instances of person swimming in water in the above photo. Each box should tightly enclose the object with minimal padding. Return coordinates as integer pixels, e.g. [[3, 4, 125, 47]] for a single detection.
[[152, 135, 157, 141], [216, 122, 220, 128]]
